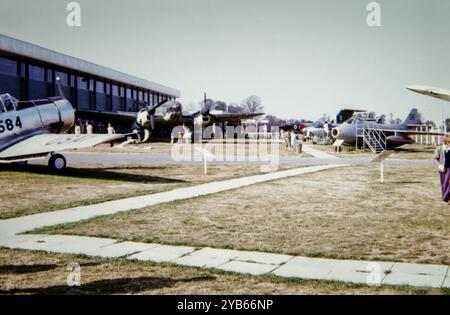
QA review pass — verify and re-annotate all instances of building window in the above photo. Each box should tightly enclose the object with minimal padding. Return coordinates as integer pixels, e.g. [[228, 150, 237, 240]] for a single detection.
[[89, 79, 94, 92], [126, 87, 132, 99], [46, 69, 53, 83], [144, 92, 148, 103], [105, 83, 111, 95], [77, 77, 88, 90], [55, 71, 68, 85], [69, 75, 75, 87], [96, 80, 104, 93], [0, 57, 17, 76], [112, 84, 119, 96], [119, 86, 124, 97], [29, 65, 45, 81], [19, 63, 26, 77]]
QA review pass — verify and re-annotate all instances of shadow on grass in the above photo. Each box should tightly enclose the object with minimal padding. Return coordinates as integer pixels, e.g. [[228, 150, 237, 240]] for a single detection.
[[0, 275, 215, 295], [1, 164, 188, 184], [0, 264, 58, 275]]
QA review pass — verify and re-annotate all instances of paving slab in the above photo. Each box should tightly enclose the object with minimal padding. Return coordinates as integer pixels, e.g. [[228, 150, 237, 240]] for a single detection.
[[272, 264, 331, 280], [188, 248, 242, 260], [323, 270, 380, 285], [174, 255, 230, 269], [85, 241, 160, 258], [390, 263, 448, 277], [382, 272, 445, 288], [31, 235, 117, 255], [128, 245, 195, 263], [217, 261, 278, 276], [442, 277, 450, 288], [234, 251, 293, 265], [0, 235, 53, 251]]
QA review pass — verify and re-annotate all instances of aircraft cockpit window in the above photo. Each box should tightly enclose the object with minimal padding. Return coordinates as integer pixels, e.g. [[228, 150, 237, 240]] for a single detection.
[[0, 93, 18, 112], [4, 99, 16, 111]]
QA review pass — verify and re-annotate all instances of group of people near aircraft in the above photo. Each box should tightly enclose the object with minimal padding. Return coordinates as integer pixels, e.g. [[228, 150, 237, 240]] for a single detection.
[[1, 82, 450, 203]]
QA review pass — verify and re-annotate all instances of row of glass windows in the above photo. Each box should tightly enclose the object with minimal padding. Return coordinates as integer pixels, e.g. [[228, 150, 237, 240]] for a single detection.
[[0, 56, 174, 104]]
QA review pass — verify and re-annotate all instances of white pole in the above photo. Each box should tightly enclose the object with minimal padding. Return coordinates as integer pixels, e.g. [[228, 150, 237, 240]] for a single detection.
[[203, 151, 208, 176]]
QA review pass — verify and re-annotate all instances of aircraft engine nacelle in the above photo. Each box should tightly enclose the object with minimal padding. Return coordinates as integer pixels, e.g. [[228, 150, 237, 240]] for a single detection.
[[16, 97, 75, 135], [37, 98, 75, 133]]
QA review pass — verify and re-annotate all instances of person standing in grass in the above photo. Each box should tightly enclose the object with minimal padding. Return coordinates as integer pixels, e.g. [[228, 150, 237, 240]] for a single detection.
[[433, 133, 450, 202]]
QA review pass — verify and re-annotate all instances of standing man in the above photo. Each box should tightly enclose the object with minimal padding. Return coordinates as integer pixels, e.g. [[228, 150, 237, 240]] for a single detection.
[[107, 123, 116, 147]]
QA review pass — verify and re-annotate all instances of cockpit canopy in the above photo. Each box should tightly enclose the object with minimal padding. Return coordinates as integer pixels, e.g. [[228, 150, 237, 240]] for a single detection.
[[345, 112, 378, 124], [0, 93, 18, 113]]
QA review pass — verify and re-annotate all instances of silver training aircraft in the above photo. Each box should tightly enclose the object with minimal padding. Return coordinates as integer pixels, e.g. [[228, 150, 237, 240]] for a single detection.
[[0, 93, 123, 171]]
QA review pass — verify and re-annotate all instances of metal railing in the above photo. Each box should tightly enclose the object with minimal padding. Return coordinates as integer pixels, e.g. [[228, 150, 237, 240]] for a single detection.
[[356, 121, 387, 154]]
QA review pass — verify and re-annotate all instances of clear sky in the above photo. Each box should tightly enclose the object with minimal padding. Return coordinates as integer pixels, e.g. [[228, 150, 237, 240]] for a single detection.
[[1, 0, 449, 123]]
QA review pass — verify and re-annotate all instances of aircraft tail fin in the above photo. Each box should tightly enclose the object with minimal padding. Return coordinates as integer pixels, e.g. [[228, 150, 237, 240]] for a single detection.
[[401, 108, 422, 126]]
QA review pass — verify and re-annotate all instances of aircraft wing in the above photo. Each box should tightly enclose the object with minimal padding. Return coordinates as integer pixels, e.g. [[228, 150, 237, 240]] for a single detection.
[[407, 85, 450, 102], [379, 129, 445, 136], [207, 112, 265, 123], [0, 133, 124, 160], [76, 110, 137, 124]]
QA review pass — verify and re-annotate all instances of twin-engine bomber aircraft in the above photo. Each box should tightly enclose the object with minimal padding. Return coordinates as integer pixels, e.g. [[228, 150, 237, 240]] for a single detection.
[[76, 100, 265, 142], [0, 93, 123, 171]]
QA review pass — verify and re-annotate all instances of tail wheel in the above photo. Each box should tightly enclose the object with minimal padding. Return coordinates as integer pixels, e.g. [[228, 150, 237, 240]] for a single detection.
[[49, 154, 67, 171]]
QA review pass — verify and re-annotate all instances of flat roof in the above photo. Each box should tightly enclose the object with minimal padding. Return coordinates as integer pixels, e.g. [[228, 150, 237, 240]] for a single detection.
[[0, 34, 180, 98]]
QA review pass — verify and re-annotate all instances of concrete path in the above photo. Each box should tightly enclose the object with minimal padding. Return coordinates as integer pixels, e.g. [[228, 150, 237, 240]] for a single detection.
[[29, 151, 432, 167], [302, 145, 338, 159], [1, 163, 448, 289], [1, 234, 448, 288]]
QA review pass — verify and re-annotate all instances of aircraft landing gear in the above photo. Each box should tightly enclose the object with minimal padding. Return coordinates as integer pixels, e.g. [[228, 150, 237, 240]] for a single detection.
[[48, 154, 67, 171]]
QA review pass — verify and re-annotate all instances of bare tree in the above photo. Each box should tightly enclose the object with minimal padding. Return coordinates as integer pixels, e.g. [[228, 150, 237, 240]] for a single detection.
[[241, 95, 264, 113], [227, 102, 246, 113], [214, 100, 227, 111], [184, 102, 201, 114]]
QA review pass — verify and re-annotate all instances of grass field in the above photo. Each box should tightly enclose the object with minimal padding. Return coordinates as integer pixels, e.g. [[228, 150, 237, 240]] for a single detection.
[[0, 162, 287, 220], [0, 248, 441, 295], [33, 164, 450, 266]]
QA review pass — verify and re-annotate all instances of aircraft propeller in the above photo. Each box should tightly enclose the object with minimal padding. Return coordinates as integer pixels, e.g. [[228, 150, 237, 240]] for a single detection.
[[191, 95, 223, 124], [136, 99, 168, 142]]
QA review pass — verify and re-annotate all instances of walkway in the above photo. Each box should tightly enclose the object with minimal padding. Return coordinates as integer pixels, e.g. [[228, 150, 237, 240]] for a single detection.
[[1, 163, 448, 289]]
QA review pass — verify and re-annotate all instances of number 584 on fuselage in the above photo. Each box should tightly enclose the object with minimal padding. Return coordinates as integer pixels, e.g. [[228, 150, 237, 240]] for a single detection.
[[0, 93, 123, 171]]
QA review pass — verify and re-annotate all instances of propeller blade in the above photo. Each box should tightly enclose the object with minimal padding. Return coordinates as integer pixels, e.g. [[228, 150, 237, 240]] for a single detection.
[[150, 115, 155, 130], [148, 99, 169, 115], [142, 129, 151, 143]]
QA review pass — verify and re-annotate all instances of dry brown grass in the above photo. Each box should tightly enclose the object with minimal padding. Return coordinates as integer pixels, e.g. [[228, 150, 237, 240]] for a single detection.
[[0, 248, 436, 295], [38, 164, 450, 265], [0, 162, 279, 220]]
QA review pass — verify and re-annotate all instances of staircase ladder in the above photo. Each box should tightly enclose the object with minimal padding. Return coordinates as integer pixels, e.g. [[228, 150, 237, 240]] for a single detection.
[[361, 123, 387, 154]]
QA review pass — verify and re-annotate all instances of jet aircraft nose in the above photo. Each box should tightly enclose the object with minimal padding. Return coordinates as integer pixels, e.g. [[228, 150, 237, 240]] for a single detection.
[[332, 127, 341, 139]]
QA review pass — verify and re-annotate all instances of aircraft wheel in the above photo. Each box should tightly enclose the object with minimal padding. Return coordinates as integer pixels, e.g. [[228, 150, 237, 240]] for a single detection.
[[49, 154, 67, 171]]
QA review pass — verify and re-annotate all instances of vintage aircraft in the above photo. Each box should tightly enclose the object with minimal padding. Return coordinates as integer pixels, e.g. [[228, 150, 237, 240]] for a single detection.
[[280, 120, 313, 133], [75, 99, 264, 142], [407, 85, 450, 102], [0, 93, 123, 171], [331, 108, 443, 149]]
